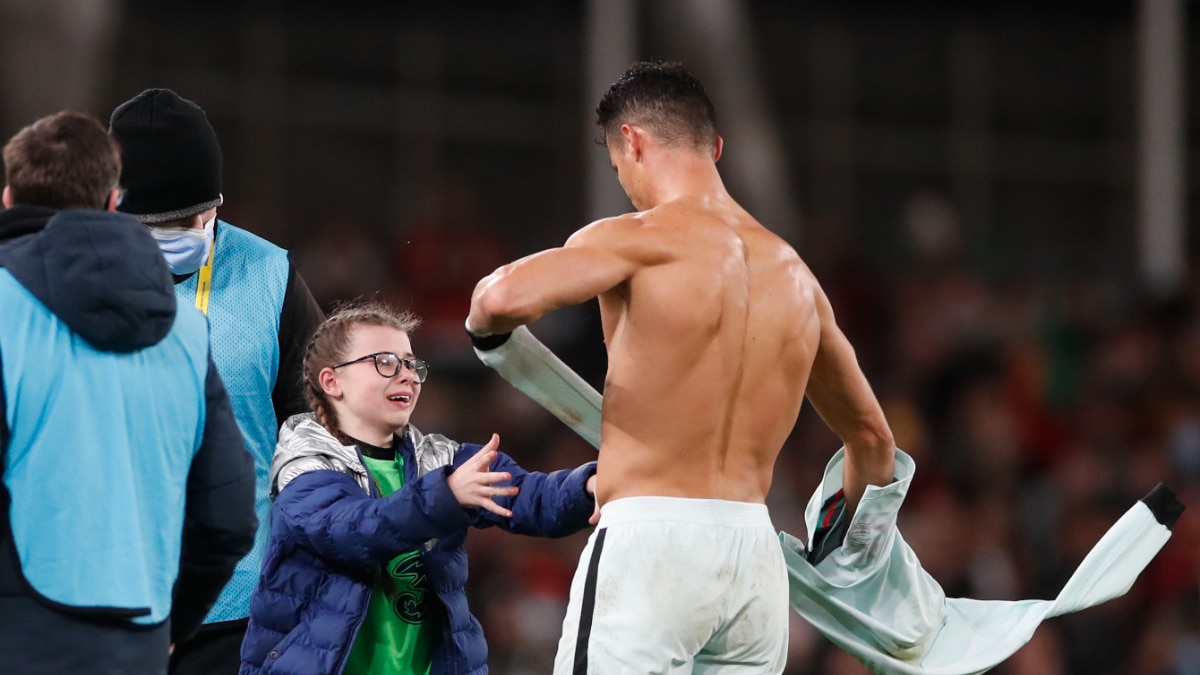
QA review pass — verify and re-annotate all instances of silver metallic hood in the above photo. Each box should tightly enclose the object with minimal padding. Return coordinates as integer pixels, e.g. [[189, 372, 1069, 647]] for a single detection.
[[271, 413, 461, 497]]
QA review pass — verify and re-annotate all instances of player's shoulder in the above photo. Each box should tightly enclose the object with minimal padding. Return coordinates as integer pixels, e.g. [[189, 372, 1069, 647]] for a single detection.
[[564, 212, 647, 247]]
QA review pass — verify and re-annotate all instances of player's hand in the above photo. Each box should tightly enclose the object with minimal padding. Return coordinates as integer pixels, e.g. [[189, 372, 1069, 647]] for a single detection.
[[586, 474, 600, 525], [447, 433, 518, 517]]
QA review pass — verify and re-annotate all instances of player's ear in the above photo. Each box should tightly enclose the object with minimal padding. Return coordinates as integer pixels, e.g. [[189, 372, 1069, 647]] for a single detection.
[[713, 136, 723, 162], [1, 186, 11, 209], [622, 124, 646, 162]]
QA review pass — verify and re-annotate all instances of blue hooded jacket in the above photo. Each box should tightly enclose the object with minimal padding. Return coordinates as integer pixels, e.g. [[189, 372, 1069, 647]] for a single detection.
[[0, 207, 257, 675], [240, 414, 596, 675]]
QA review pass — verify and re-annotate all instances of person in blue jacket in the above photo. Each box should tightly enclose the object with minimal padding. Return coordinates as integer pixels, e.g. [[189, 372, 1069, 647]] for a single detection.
[[0, 110, 257, 674], [240, 301, 598, 675]]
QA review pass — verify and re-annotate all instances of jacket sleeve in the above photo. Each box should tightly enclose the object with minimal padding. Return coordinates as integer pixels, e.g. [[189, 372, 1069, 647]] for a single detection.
[[456, 443, 597, 538], [172, 355, 258, 645], [271, 260, 325, 427], [273, 465, 475, 571]]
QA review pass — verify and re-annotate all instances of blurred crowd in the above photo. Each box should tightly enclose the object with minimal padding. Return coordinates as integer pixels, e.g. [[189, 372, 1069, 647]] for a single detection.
[[296, 185, 1200, 675]]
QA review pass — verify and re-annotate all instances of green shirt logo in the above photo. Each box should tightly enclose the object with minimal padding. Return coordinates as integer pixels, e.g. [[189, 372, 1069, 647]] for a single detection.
[[345, 449, 437, 675], [385, 552, 428, 624]]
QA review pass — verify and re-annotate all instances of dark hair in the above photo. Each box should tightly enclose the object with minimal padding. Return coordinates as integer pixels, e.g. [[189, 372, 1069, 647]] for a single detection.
[[3, 111, 121, 209], [595, 60, 718, 151], [304, 300, 422, 442]]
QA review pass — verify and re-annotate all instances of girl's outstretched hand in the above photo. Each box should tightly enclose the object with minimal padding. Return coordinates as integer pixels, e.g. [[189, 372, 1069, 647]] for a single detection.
[[447, 433, 518, 517]]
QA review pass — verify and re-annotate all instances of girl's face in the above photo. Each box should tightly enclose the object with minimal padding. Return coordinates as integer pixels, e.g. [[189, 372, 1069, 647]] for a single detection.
[[320, 324, 422, 446]]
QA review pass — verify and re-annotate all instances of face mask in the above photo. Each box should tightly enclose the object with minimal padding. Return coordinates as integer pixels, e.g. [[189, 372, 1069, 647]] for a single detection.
[[148, 216, 215, 275]]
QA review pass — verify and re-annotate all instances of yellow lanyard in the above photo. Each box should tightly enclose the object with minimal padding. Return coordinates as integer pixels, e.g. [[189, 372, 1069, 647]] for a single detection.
[[194, 239, 215, 315]]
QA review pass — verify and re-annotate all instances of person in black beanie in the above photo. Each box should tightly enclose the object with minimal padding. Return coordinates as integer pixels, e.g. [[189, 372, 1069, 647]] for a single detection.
[[110, 88, 326, 675]]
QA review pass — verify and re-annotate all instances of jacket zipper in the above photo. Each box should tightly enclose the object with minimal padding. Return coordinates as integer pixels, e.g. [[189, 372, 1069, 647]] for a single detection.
[[334, 446, 379, 675]]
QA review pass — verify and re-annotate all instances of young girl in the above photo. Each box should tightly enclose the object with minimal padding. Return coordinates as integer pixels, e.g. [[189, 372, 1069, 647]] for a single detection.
[[239, 301, 597, 675]]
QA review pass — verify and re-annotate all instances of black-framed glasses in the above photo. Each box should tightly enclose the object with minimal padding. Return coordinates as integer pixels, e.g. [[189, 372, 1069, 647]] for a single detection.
[[332, 352, 429, 383]]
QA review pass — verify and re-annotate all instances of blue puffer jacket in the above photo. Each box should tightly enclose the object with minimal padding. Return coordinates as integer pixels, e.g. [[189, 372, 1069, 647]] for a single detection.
[[240, 414, 596, 675]]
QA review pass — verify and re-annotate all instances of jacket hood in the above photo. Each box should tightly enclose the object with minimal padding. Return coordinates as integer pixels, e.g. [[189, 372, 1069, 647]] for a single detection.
[[272, 413, 461, 497], [0, 205, 57, 243], [0, 209, 176, 352], [272, 414, 371, 497]]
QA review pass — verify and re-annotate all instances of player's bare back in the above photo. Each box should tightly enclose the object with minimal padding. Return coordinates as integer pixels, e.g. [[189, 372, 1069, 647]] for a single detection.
[[592, 193, 820, 505]]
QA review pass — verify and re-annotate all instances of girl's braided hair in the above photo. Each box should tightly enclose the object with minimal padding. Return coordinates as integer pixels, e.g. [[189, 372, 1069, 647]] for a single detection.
[[303, 299, 421, 443]]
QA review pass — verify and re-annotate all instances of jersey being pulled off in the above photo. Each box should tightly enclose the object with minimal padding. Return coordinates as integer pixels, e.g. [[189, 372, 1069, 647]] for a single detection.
[[781, 448, 1181, 675]]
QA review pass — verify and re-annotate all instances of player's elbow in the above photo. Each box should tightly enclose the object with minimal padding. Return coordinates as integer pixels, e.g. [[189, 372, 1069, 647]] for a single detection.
[[846, 414, 894, 456], [470, 275, 537, 333], [870, 427, 895, 456]]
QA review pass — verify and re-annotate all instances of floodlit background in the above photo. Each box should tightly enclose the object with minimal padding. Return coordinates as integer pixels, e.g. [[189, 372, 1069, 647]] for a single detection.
[[2, 1, 1199, 673]]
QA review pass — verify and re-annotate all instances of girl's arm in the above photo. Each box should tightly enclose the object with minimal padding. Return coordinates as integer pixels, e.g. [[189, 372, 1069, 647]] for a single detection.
[[273, 468, 474, 570], [452, 443, 597, 537]]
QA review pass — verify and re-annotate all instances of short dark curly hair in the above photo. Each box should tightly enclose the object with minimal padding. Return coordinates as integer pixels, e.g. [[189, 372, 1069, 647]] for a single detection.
[[3, 111, 121, 209], [595, 61, 718, 152]]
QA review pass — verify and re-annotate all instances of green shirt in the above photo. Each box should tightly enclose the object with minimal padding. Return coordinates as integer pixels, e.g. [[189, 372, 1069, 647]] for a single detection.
[[344, 446, 438, 675]]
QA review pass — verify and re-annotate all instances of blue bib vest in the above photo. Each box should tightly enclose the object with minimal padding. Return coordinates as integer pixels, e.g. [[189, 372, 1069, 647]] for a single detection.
[[0, 270, 209, 624], [175, 221, 289, 622]]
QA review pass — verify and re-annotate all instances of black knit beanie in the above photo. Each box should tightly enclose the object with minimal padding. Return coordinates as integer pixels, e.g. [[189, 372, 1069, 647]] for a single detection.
[[109, 88, 224, 224]]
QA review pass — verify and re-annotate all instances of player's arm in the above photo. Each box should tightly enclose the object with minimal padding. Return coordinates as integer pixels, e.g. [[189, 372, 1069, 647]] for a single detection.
[[467, 217, 639, 337], [803, 281, 895, 517]]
